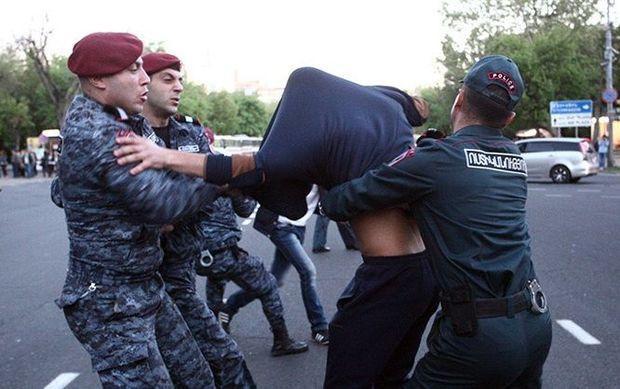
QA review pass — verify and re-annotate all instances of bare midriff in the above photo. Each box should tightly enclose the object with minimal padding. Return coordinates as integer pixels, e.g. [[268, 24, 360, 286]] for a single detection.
[[351, 208, 425, 257]]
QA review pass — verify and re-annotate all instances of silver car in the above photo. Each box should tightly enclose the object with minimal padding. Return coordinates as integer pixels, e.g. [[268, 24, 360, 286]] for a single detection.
[[515, 138, 598, 183]]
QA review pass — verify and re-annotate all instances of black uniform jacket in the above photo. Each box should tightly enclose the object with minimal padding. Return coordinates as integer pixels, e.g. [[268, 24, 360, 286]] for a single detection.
[[323, 125, 537, 299]]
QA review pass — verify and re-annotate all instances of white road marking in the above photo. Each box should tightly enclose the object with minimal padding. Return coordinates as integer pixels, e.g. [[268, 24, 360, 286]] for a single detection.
[[545, 194, 572, 198], [528, 188, 547, 191], [601, 195, 620, 199], [44, 373, 80, 389], [242, 219, 252, 226], [577, 189, 601, 193], [556, 320, 601, 345]]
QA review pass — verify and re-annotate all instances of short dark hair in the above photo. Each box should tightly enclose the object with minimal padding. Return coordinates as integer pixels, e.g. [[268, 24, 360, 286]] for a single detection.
[[462, 85, 513, 128]]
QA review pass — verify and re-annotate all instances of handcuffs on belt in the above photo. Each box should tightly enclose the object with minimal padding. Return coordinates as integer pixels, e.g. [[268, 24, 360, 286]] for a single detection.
[[199, 249, 214, 267], [195, 249, 215, 276], [527, 279, 548, 314]]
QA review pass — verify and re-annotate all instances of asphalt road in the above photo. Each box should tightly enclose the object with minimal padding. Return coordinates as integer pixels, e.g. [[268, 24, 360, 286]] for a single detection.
[[0, 173, 619, 388]]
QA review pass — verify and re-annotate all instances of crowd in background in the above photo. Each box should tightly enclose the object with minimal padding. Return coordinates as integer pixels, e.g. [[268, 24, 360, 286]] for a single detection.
[[0, 148, 58, 178]]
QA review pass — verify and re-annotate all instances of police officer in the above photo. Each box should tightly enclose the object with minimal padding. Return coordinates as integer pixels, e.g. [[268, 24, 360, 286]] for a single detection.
[[322, 55, 552, 388], [140, 52, 255, 388], [53, 33, 219, 388], [193, 148, 309, 357]]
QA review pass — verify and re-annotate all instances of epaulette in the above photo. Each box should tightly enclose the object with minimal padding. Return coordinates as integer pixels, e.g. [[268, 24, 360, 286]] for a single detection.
[[103, 105, 130, 122], [174, 114, 202, 126]]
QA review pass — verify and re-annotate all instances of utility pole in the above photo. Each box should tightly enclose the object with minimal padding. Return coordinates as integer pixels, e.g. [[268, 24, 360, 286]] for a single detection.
[[604, 0, 616, 167]]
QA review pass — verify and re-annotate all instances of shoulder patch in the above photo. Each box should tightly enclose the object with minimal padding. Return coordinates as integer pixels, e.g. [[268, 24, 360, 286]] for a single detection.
[[178, 144, 200, 153], [388, 147, 416, 166], [464, 149, 527, 176]]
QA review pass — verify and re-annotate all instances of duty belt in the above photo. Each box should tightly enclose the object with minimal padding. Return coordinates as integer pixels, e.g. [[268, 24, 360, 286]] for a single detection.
[[443, 289, 530, 319], [440, 279, 548, 337]]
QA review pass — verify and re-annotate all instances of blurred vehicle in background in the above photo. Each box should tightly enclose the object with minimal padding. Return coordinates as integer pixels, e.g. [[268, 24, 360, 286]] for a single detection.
[[213, 134, 262, 155], [516, 138, 598, 183]]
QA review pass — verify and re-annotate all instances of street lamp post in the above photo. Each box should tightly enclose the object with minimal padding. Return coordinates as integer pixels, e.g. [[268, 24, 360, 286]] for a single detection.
[[604, 0, 616, 167]]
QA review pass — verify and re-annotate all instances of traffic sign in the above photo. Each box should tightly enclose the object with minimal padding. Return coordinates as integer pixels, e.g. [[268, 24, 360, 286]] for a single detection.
[[549, 100, 593, 128], [602, 88, 618, 103]]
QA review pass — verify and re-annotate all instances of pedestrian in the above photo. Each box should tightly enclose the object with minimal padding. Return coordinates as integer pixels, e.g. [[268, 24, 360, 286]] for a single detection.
[[22, 150, 32, 177], [48, 150, 57, 177], [253, 185, 330, 345], [52, 32, 220, 388], [0, 150, 8, 177], [30, 150, 38, 176], [597, 134, 610, 170], [10, 150, 20, 178], [140, 52, 255, 388], [323, 55, 552, 388], [41, 151, 50, 177]]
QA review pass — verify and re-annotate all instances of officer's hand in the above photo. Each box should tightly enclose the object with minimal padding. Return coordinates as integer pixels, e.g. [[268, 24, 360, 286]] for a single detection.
[[114, 136, 171, 175]]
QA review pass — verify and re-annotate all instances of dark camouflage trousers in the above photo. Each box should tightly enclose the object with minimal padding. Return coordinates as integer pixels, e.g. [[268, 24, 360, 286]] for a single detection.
[[60, 273, 214, 388], [160, 257, 255, 388], [205, 246, 286, 331]]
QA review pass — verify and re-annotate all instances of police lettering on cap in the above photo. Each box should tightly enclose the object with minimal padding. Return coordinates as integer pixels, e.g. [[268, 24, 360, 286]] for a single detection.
[[142, 53, 181, 76], [463, 55, 525, 111], [68, 32, 143, 77]]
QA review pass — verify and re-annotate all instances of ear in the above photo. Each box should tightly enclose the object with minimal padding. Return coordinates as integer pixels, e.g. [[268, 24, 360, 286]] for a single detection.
[[454, 89, 465, 108], [88, 76, 107, 91], [504, 111, 516, 126]]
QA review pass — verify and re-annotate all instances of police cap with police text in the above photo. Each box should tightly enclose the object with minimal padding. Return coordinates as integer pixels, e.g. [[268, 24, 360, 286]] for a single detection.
[[67, 32, 143, 77], [463, 55, 524, 111], [142, 52, 182, 76]]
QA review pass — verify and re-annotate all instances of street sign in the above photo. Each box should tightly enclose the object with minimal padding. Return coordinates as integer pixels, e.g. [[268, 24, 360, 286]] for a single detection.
[[549, 100, 593, 128], [602, 88, 618, 103]]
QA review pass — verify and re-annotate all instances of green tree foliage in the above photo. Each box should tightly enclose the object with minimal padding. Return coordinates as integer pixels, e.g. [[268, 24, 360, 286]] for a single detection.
[[179, 86, 273, 136], [203, 91, 240, 135], [232, 92, 270, 137], [0, 32, 275, 147], [177, 81, 211, 120], [0, 95, 34, 149], [420, 0, 605, 137]]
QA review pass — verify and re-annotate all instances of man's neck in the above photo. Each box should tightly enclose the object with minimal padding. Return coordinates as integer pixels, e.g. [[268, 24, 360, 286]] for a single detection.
[[452, 117, 484, 133], [143, 105, 170, 127]]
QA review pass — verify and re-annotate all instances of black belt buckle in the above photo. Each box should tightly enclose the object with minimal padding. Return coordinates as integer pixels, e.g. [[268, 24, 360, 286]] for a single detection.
[[445, 285, 478, 337], [527, 279, 548, 314]]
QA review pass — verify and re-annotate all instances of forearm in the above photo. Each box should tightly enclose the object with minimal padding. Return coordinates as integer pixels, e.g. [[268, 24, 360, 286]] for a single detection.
[[164, 149, 206, 178]]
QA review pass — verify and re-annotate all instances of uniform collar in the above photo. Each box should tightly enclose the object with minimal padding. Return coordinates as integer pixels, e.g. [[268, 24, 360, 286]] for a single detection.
[[453, 125, 503, 137]]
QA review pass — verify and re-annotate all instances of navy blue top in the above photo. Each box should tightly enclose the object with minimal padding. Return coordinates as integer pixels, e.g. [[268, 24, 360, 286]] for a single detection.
[[252, 67, 419, 219]]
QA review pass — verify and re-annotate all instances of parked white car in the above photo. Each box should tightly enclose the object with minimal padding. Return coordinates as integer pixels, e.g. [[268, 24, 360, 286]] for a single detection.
[[515, 138, 598, 183]]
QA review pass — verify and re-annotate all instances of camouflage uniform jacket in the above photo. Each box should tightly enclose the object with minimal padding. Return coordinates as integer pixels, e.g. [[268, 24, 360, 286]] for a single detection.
[[53, 95, 217, 305], [199, 194, 256, 252], [159, 115, 215, 262]]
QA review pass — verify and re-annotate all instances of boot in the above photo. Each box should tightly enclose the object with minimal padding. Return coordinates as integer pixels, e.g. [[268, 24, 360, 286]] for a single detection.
[[271, 325, 309, 357]]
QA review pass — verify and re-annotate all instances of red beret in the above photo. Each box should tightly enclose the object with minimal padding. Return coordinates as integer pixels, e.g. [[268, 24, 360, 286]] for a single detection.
[[68, 32, 143, 77], [142, 52, 181, 75]]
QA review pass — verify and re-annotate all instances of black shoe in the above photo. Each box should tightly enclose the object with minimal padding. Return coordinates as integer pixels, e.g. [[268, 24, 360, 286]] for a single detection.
[[271, 338, 309, 357], [345, 245, 359, 251], [218, 310, 232, 334], [312, 246, 331, 253], [312, 329, 329, 345]]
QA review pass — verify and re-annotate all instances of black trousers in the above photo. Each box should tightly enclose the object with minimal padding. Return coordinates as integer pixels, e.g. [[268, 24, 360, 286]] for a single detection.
[[409, 309, 552, 388], [324, 252, 439, 389]]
